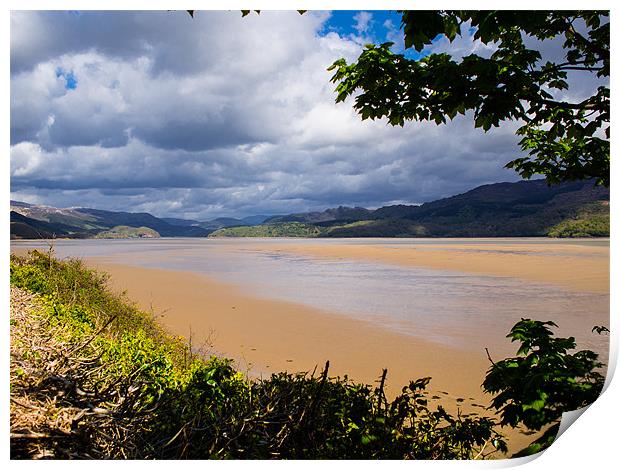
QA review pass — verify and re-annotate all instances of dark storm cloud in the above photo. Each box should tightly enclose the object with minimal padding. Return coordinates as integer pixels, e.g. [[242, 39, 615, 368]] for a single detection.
[[11, 10, 595, 220], [133, 116, 264, 152], [10, 140, 271, 192], [11, 11, 196, 75]]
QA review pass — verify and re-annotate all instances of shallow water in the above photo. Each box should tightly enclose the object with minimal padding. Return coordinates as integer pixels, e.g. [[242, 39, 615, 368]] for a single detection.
[[12, 238, 609, 358]]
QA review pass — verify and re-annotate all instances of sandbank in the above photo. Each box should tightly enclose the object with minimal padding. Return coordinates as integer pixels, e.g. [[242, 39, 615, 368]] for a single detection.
[[231, 240, 609, 293], [92, 261, 494, 400]]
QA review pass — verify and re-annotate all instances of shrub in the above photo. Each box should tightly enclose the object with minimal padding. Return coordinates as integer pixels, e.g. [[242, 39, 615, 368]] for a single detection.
[[483, 319, 606, 456]]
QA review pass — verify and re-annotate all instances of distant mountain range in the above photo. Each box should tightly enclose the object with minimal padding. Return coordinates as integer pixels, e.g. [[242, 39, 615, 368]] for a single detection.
[[10, 179, 609, 240], [10, 202, 270, 240], [265, 206, 374, 224], [210, 179, 610, 238]]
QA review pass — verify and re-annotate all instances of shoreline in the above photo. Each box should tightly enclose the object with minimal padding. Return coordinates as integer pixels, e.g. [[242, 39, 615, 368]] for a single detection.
[[90, 260, 494, 402], [11, 241, 609, 385], [82, 259, 595, 451]]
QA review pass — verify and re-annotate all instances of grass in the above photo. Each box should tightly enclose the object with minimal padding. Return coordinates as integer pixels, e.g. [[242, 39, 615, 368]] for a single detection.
[[10, 249, 509, 460]]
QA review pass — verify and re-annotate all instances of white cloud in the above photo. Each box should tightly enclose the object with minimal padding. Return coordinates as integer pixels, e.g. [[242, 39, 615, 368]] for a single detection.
[[353, 11, 372, 34], [11, 10, 529, 220], [426, 22, 498, 60]]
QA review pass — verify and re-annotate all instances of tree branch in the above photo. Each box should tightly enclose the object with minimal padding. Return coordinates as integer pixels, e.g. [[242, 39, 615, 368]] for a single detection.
[[558, 66, 604, 72], [567, 23, 608, 61], [537, 98, 605, 111]]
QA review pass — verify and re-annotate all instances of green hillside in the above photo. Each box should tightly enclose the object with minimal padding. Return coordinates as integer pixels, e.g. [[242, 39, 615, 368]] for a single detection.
[[322, 219, 430, 238], [209, 180, 609, 239], [266, 206, 373, 224], [11, 211, 67, 239], [10, 179, 609, 240], [94, 225, 161, 239], [209, 222, 323, 238], [547, 202, 610, 237]]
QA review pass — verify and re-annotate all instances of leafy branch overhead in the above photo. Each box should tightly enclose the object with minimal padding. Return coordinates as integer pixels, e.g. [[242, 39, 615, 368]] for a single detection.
[[328, 11, 609, 186]]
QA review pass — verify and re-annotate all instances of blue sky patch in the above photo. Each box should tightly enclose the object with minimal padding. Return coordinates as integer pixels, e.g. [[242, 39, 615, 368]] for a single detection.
[[55, 67, 78, 90], [322, 10, 401, 38], [321, 10, 437, 60]]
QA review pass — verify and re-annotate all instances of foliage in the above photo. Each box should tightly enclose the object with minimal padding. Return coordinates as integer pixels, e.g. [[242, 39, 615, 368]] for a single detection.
[[149, 368, 508, 459], [483, 319, 606, 456], [328, 11, 609, 186], [592, 325, 609, 334], [10, 249, 182, 358]]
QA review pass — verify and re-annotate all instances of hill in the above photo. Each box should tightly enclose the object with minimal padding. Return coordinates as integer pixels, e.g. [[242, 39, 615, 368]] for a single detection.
[[10, 211, 71, 239], [10, 180, 609, 240], [198, 217, 246, 231], [161, 217, 202, 227], [266, 206, 373, 224], [240, 214, 272, 225], [10, 204, 211, 239], [198, 216, 273, 230], [75, 208, 210, 237], [209, 222, 323, 238], [10, 201, 277, 240], [93, 225, 161, 239], [547, 202, 610, 237], [212, 180, 609, 238]]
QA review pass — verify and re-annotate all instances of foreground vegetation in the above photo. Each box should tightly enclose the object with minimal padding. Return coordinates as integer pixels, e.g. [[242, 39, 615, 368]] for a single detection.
[[10, 250, 606, 459]]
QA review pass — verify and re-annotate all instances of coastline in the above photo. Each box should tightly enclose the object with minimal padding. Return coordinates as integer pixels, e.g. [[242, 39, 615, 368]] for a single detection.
[[84, 257, 606, 452], [90, 260, 493, 403]]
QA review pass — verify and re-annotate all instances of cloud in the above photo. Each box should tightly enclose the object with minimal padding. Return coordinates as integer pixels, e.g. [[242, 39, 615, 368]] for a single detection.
[[353, 11, 373, 34], [11, 10, 540, 220], [383, 19, 405, 52]]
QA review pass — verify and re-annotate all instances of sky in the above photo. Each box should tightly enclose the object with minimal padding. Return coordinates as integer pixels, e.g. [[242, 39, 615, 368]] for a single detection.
[[8, 10, 602, 220]]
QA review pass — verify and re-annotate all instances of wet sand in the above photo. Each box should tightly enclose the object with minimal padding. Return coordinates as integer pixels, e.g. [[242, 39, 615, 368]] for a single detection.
[[12, 240, 609, 398], [84, 259, 579, 452], [234, 241, 609, 294], [93, 261, 493, 402]]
